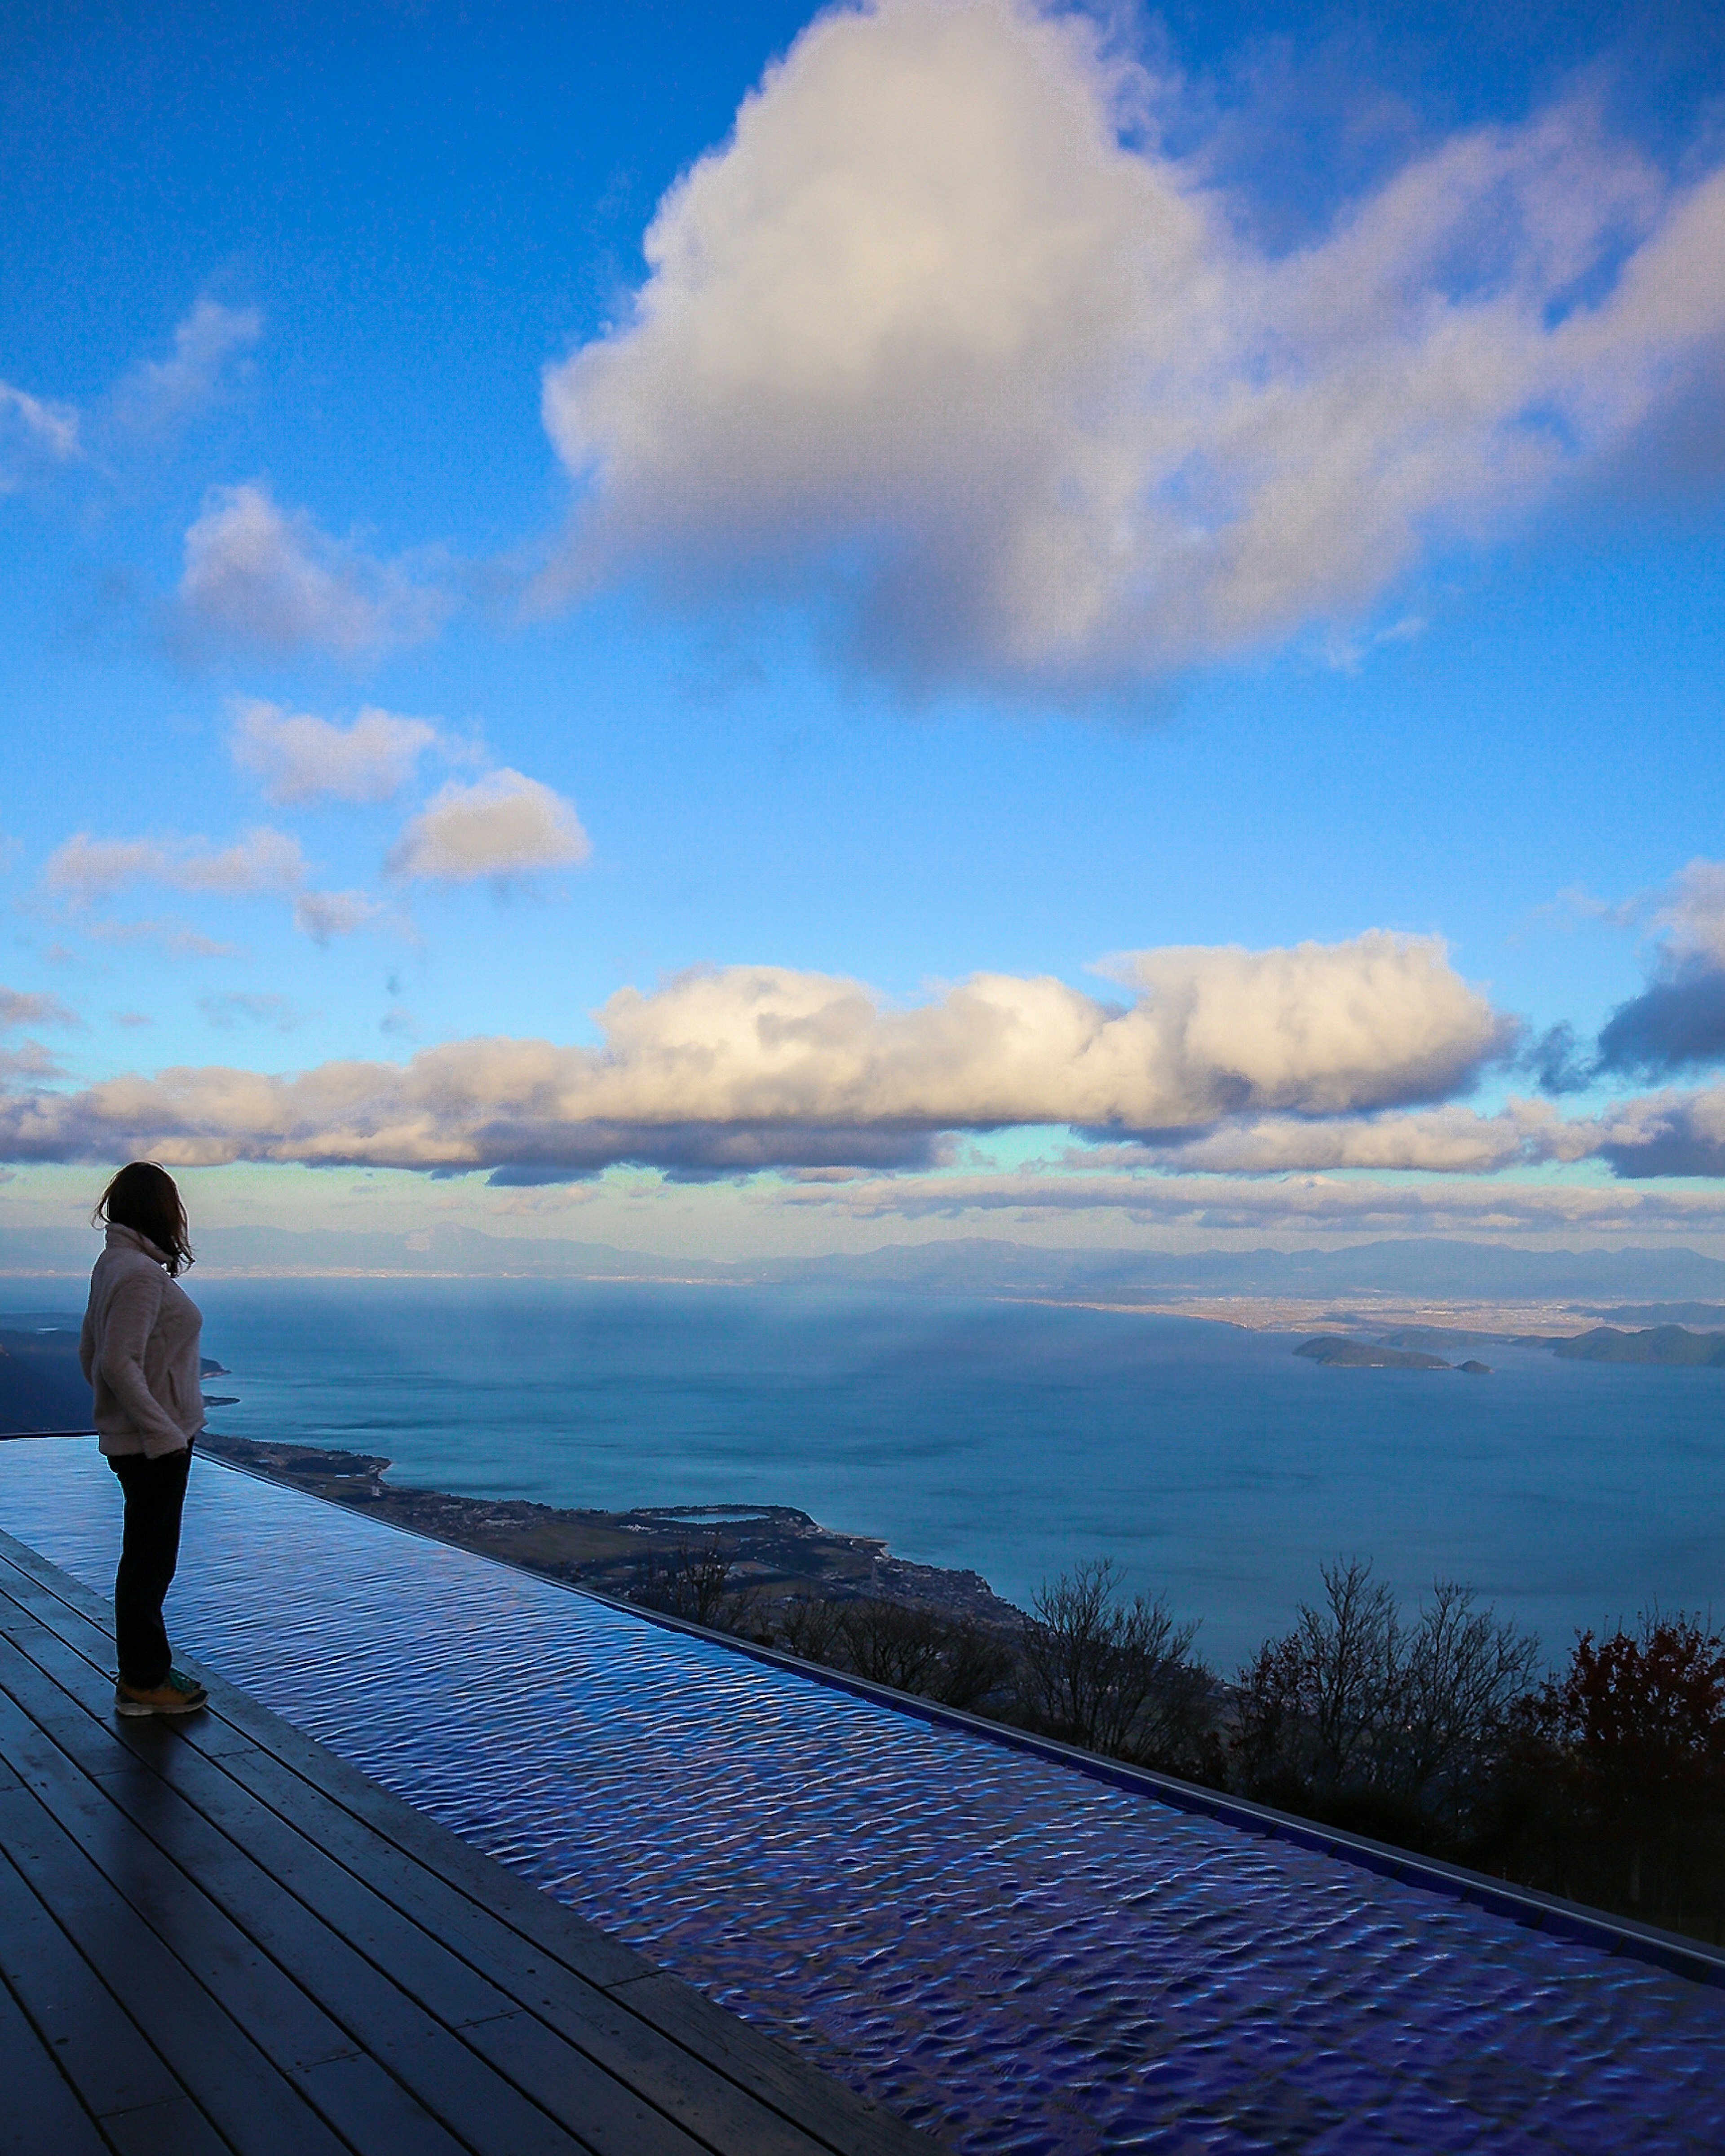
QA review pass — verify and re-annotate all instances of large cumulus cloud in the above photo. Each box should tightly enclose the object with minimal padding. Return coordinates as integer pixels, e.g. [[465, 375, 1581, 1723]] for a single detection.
[[542, 0, 1725, 693], [0, 933, 1508, 1175]]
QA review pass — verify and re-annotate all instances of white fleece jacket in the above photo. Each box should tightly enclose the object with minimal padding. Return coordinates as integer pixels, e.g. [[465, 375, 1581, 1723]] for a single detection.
[[79, 1224, 205, 1458]]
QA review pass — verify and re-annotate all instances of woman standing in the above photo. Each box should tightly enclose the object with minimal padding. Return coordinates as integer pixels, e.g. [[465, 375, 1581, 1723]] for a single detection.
[[80, 1162, 209, 1717]]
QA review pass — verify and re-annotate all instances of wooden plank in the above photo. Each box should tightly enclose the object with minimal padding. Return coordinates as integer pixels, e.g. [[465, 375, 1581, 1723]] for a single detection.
[[0, 1965, 112, 2156], [0, 1531, 938, 2154], [0, 1780, 351, 2156], [0, 1675, 363, 2078], [3, 1626, 506, 2028], [0, 1836, 188, 2126], [0, 1656, 611, 2156], [103, 2096, 234, 2156]]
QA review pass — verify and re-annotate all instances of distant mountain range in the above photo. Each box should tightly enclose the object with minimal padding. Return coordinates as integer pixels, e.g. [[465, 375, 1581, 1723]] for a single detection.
[[8, 1223, 1725, 1306]]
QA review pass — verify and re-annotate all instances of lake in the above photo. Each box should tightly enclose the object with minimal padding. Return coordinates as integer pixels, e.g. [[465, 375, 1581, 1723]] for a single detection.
[[6, 1275, 1720, 1668]]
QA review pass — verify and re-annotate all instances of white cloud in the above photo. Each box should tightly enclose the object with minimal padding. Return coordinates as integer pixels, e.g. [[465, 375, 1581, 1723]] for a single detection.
[[43, 827, 376, 946], [231, 699, 441, 804], [177, 483, 447, 656], [0, 987, 77, 1032], [45, 827, 308, 903], [387, 769, 591, 884], [1594, 856, 1725, 1077], [0, 987, 76, 1090], [111, 300, 261, 433], [1588, 1083, 1725, 1178], [542, 0, 1725, 691], [1651, 858, 1725, 969], [0, 380, 80, 492], [0, 934, 1506, 1171], [0, 1043, 66, 1084], [292, 890, 384, 945], [1, 301, 255, 497]]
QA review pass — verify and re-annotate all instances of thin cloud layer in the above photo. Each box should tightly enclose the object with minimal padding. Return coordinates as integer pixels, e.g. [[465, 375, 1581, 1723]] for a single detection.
[[773, 1166, 1725, 1237], [387, 769, 591, 884], [0, 381, 80, 492], [543, 0, 1725, 692], [177, 483, 447, 656], [0, 934, 1505, 1171], [198, 992, 304, 1033], [43, 826, 377, 947], [46, 827, 308, 903], [111, 299, 261, 435], [3, 301, 257, 498], [231, 700, 441, 804], [0, 988, 77, 1032], [1098, 1099, 1599, 1175]]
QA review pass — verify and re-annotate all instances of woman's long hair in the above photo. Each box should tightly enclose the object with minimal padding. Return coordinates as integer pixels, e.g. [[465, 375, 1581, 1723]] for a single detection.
[[93, 1162, 194, 1276]]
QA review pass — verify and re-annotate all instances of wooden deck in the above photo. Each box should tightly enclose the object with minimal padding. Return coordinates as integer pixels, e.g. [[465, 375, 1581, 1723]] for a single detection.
[[0, 1527, 935, 2156]]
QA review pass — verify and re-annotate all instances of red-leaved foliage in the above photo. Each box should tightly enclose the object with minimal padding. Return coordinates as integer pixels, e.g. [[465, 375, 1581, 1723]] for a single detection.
[[1478, 1613, 1725, 1937], [1532, 1616, 1725, 1814]]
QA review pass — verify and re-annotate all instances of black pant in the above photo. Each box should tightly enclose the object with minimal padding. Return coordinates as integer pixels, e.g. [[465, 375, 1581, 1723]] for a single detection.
[[107, 1441, 193, 1689]]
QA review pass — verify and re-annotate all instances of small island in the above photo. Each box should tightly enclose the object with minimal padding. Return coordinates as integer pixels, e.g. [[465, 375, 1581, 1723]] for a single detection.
[[1295, 1336, 1452, 1369]]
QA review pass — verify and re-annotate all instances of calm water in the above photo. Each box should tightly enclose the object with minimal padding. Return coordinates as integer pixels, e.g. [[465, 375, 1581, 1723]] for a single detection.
[[10, 1276, 1723, 1667]]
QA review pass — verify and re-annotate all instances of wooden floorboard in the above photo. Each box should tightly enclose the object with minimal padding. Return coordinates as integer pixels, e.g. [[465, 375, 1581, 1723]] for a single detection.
[[0, 1905, 114, 2156], [0, 1527, 937, 2156]]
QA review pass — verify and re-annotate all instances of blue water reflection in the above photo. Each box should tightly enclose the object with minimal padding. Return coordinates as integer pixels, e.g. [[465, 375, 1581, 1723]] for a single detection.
[[2, 1439, 1720, 2154]]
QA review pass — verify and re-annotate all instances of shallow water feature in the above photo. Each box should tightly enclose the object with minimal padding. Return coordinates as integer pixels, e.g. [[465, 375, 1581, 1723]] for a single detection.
[[2, 1438, 1720, 2154]]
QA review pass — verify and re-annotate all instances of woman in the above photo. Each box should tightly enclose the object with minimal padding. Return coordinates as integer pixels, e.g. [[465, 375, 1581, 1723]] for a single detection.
[[80, 1162, 209, 1717]]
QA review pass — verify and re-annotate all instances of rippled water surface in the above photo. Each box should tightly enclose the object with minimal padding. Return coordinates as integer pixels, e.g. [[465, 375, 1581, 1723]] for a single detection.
[[2, 1440, 1720, 2154]]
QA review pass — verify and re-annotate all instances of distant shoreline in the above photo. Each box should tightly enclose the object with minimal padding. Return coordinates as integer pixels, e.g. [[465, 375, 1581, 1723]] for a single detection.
[[0, 1267, 1622, 1339]]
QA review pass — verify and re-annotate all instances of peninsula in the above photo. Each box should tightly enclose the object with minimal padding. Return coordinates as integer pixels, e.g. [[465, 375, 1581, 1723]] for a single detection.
[[197, 1430, 1024, 1630]]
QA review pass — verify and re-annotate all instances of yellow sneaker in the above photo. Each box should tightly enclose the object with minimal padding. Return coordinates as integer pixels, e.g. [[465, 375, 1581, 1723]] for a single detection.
[[115, 1669, 208, 1717]]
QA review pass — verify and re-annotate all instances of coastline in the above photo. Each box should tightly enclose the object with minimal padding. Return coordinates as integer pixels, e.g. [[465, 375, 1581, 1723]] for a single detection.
[[198, 1429, 1027, 1630]]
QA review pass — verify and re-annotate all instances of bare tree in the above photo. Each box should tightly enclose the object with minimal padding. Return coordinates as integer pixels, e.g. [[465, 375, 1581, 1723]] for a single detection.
[[929, 1617, 1017, 1710], [839, 1599, 946, 1692], [630, 1538, 758, 1633], [1397, 1579, 1540, 1821], [1022, 1559, 1209, 1763], [1234, 1559, 1537, 1826], [778, 1594, 845, 1664]]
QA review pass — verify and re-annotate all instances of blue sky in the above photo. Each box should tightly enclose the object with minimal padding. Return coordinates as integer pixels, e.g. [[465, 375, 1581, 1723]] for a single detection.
[[4, 0, 1725, 1261]]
